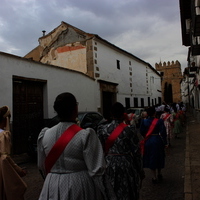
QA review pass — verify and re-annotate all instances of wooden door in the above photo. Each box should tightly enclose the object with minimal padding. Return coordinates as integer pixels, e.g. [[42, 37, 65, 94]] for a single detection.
[[13, 77, 45, 154]]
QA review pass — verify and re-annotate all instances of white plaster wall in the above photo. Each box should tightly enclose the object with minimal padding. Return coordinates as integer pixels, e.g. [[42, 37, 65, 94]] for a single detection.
[[0, 52, 99, 118], [181, 79, 189, 103], [93, 40, 161, 107], [146, 67, 162, 104]]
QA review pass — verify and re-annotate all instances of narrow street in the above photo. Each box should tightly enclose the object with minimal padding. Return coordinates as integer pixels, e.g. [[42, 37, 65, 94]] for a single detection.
[[140, 128, 185, 200], [14, 124, 186, 200]]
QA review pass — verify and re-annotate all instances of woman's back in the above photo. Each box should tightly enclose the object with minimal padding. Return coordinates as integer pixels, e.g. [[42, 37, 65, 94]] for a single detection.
[[38, 122, 107, 200]]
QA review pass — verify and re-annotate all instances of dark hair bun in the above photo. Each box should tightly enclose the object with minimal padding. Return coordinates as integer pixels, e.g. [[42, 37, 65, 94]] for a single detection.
[[53, 92, 77, 120], [111, 102, 124, 118]]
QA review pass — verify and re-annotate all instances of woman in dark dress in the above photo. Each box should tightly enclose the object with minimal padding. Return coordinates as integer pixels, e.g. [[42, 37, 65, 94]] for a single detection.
[[97, 102, 144, 200], [140, 106, 167, 183]]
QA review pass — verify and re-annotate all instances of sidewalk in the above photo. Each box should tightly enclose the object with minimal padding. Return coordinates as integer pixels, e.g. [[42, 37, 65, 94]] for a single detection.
[[184, 108, 200, 200]]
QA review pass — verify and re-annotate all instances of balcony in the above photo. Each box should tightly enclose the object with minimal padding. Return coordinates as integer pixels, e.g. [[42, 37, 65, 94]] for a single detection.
[[191, 44, 200, 55], [179, 0, 191, 46], [190, 66, 198, 72], [189, 74, 195, 77], [193, 15, 200, 36]]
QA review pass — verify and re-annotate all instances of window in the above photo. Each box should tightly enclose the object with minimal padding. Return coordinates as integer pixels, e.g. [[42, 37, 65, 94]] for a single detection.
[[134, 98, 138, 107], [117, 60, 120, 69], [141, 98, 144, 107], [125, 98, 130, 109], [151, 99, 154, 106], [95, 73, 100, 78], [148, 97, 151, 107], [158, 97, 162, 105]]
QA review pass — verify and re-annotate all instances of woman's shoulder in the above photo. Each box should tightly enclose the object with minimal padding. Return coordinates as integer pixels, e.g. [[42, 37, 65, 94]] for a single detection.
[[79, 127, 100, 143], [38, 127, 49, 140], [80, 127, 96, 136], [0, 130, 11, 140]]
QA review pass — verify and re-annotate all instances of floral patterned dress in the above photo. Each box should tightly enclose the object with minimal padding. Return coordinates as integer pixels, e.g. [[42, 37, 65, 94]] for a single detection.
[[97, 120, 143, 200], [160, 112, 173, 144], [172, 112, 183, 137]]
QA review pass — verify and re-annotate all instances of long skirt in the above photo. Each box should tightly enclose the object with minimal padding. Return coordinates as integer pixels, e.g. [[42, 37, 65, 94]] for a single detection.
[[143, 135, 165, 170]]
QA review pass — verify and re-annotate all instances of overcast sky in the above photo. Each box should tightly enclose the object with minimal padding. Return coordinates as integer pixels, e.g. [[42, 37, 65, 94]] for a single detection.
[[0, 0, 188, 71]]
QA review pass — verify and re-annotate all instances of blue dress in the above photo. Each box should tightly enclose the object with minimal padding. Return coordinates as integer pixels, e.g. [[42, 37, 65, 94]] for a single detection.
[[140, 117, 167, 170]]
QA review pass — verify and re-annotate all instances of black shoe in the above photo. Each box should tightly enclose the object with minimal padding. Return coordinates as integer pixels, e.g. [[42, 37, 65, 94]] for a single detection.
[[157, 174, 163, 181], [152, 178, 158, 184]]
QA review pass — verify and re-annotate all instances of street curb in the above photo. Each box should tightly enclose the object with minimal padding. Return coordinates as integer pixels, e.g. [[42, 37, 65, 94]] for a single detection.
[[184, 125, 192, 200]]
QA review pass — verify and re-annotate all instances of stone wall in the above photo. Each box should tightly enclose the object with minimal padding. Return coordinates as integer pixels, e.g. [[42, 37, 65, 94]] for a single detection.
[[155, 60, 183, 103]]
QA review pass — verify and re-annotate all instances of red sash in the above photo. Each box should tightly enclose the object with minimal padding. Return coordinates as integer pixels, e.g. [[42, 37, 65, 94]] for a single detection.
[[45, 124, 82, 174], [129, 113, 135, 120], [105, 123, 128, 154], [140, 118, 158, 155], [163, 114, 170, 121]]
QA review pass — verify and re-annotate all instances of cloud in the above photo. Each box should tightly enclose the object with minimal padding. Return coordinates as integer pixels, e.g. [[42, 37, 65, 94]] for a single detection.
[[0, 0, 188, 69]]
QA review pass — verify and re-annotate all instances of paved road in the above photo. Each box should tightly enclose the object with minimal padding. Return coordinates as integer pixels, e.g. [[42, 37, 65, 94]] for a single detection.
[[14, 125, 186, 200]]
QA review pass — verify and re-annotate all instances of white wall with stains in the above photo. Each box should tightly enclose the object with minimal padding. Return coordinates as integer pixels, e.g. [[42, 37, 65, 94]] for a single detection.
[[0, 52, 99, 118]]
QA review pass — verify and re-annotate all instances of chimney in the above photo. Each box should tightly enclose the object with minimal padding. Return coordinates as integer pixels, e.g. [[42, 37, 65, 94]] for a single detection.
[[42, 30, 46, 36]]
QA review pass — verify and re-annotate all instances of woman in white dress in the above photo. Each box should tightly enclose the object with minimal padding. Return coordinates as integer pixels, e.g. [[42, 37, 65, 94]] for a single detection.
[[37, 92, 113, 200]]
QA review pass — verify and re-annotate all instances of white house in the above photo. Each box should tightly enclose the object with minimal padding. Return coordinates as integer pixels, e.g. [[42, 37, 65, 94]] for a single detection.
[[0, 51, 98, 153], [25, 21, 162, 118], [1, 22, 162, 154]]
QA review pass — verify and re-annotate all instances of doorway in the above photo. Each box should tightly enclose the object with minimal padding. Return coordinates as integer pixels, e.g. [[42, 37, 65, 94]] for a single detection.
[[99, 80, 117, 120], [13, 76, 46, 154], [102, 91, 115, 120]]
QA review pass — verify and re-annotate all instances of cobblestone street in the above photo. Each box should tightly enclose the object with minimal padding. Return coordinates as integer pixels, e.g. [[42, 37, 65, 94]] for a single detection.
[[140, 130, 185, 200]]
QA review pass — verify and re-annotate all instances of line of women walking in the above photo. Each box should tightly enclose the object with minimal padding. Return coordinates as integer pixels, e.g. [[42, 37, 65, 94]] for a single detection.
[[0, 93, 185, 200], [36, 94, 145, 200]]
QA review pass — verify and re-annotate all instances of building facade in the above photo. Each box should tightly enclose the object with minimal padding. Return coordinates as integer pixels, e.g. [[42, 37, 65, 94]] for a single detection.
[[1, 22, 163, 154], [179, 0, 200, 109], [155, 60, 183, 104], [25, 21, 162, 117]]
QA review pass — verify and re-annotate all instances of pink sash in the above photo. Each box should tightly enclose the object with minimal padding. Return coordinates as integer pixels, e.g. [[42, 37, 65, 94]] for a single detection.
[[45, 124, 82, 174], [105, 123, 128, 154]]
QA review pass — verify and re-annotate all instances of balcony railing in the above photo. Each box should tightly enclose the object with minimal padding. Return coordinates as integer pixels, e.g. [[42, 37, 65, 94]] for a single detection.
[[191, 44, 200, 55], [191, 0, 200, 36], [194, 15, 200, 36]]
